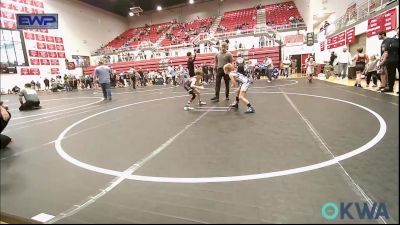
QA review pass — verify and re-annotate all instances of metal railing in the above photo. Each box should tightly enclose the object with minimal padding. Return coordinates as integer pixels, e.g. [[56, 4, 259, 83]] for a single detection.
[[328, 0, 397, 35]]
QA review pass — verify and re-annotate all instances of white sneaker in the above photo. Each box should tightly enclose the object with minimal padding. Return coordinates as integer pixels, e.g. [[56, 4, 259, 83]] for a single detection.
[[184, 106, 194, 111], [198, 101, 207, 106]]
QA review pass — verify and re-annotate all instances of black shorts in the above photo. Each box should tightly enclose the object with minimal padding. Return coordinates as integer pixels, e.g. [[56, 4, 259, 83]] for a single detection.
[[355, 62, 365, 72]]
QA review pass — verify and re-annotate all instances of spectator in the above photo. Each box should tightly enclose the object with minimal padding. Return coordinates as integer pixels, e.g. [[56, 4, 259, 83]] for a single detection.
[[259, 36, 265, 48], [129, 67, 136, 89], [30, 80, 36, 90], [36, 81, 41, 90], [236, 54, 246, 75], [378, 30, 399, 93], [337, 47, 352, 79], [328, 51, 337, 78], [264, 56, 273, 82], [44, 77, 50, 90], [11, 85, 20, 94], [363, 55, 380, 88], [282, 57, 291, 78], [352, 47, 368, 88]]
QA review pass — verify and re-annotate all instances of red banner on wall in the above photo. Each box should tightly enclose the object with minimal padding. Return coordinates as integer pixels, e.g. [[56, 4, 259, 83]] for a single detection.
[[367, 8, 397, 37], [51, 68, 60, 75], [34, 0, 44, 8], [40, 59, 50, 65], [29, 50, 38, 57], [47, 43, 56, 50], [13, 4, 27, 12], [36, 34, 45, 41], [327, 31, 347, 49], [1, 10, 15, 20], [57, 52, 66, 58], [284, 34, 304, 46], [38, 51, 48, 58], [2, 20, 16, 29], [346, 27, 355, 44], [320, 42, 325, 51], [24, 32, 35, 40], [21, 68, 30, 75], [37, 42, 47, 50], [50, 59, 59, 65], [26, 0, 34, 6], [0, 2, 14, 10], [30, 68, 41, 75], [48, 52, 58, 58], [56, 45, 64, 51], [30, 58, 40, 65], [45, 36, 55, 42], [55, 37, 63, 43]]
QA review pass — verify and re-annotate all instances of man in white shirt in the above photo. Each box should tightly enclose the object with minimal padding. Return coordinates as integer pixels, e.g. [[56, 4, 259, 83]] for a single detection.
[[337, 47, 352, 79], [264, 56, 273, 82]]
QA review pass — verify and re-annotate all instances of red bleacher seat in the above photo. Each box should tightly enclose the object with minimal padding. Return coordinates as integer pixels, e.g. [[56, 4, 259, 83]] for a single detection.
[[217, 7, 257, 33], [265, 1, 303, 27]]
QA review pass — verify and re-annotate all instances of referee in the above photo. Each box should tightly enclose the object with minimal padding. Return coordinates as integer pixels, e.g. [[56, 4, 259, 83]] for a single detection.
[[211, 42, 233, 102]]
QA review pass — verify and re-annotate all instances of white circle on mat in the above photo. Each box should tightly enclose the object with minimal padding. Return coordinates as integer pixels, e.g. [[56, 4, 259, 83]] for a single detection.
[[55, 92, 386, 183]]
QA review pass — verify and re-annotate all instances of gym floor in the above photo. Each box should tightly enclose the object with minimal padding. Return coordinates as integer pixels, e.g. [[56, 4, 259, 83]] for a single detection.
[[1, 78, 398, 223]]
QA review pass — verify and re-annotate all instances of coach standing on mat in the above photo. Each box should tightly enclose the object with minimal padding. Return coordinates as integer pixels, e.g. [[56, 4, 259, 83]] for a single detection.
[[94, 61, 112, 101], [211, 42, 233, 102]]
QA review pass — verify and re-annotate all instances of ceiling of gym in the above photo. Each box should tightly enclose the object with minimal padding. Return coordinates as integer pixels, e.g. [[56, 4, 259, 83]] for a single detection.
[[79, 0, 190, 17]]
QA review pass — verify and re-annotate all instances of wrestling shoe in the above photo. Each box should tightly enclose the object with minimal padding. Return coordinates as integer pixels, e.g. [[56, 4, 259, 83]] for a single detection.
[[229, 102, 239, 109], [245, 106, 255, 113]]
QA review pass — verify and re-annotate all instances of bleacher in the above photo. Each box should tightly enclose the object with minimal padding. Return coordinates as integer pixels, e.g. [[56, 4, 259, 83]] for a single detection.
[[217, 7, 257, 33], [95, 1, 305, 52], [101, 22, 170, 50], [84, 47, 279, 75], [85, 58, 160, 75], [161, 17, 215, 46], [265, 1, 303, 26]]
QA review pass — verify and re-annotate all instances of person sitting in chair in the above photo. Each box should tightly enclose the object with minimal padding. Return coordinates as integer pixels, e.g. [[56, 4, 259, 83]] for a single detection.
[[18, 83, 41, 111]]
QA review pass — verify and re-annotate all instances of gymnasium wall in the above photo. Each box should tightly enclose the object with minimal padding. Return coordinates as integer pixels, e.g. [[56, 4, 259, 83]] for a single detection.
[[1, 0, 128, 91], [45, 0, 128, 57]]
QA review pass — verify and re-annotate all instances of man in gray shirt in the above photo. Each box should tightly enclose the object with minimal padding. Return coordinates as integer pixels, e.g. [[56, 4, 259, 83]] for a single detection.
[[211, 42, 233, 102], [94, 61, 112, 100], [19, 83, 41, 111]]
